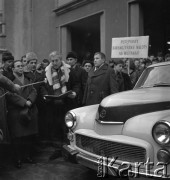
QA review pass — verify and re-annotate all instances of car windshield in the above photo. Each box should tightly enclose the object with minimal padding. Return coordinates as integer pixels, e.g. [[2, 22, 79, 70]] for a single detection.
[[134, 64, 170, 89]]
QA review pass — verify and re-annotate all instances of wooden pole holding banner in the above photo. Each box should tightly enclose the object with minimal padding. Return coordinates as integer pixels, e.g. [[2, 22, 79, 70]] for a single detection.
[[127, 59, 130, 76]]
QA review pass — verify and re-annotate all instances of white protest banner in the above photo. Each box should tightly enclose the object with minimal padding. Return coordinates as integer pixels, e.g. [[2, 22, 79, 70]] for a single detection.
[[111, 36, 149, 58]]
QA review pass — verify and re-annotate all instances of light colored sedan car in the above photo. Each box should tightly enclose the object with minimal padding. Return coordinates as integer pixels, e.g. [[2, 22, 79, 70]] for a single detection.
[[63, 61, 170, 179]]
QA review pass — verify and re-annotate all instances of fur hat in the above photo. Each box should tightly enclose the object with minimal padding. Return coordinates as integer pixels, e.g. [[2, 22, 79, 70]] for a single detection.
[[66, 52, 77, 59], [26, 52, 38, 63], [2, 51, 14, 62]]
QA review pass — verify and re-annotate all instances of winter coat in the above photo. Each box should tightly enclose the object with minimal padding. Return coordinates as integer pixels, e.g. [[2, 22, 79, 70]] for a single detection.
[[67, 64, 88, 109], [6, 76, 38, 138], [0, 74, 18, 142], [83, 63, 118, 106]]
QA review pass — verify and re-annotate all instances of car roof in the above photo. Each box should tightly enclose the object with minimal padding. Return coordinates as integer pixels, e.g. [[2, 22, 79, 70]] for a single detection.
[[149, 61, 170, 68]]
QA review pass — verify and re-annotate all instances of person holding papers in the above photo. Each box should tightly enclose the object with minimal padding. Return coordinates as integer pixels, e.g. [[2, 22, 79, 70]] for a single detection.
[[44, 51, 71, 149]]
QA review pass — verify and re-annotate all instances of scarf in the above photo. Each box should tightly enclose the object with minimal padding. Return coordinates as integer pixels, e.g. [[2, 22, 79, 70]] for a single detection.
[[45, 61, 70, 95], [13, 72, 24, 85]]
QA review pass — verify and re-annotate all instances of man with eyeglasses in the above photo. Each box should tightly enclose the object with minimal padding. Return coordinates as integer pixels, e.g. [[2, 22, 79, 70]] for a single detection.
[[6, 60, 38, 168]]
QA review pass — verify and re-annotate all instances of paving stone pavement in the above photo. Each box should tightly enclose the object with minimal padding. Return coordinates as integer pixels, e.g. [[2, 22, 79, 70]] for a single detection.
[[0, 143, 130, 180], [0, 143, 112, 180]]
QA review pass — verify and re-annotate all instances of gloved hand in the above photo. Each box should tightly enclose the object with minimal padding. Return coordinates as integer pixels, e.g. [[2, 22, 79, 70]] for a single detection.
[[43, 95, 52, 103], [68, 91, 76, 99]]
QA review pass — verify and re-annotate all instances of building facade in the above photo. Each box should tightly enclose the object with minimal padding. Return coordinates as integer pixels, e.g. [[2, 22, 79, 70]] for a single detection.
[[0, 0, 170, 62]]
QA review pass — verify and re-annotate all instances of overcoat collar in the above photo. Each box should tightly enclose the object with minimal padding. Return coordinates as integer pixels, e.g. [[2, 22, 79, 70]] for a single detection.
[[13, 75, 29, 86], [89, 63, 108, 77]]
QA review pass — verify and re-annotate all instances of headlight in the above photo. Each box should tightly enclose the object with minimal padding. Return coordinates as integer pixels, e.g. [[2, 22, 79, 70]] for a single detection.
[[157, 149, 170, 164], [152, 121, 170, 145], [65, 111, 76, 129]]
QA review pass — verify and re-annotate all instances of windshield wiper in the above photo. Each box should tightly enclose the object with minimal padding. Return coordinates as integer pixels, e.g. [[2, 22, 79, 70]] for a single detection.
[[138, 85, 152, 88], [152, 82, 170, 87], [138, 83, 170, 88]]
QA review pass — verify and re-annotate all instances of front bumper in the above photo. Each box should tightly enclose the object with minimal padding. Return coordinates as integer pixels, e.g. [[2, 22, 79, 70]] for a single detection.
[[63, 144, 169, 179]]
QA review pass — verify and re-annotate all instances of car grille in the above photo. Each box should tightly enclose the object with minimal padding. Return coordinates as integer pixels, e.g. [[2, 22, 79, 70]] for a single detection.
[[76, 134, 146, 163]]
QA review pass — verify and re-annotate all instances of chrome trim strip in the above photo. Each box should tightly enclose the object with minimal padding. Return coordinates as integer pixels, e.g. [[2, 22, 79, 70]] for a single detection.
[[76, 153, 120, 177], [96, 119, 124, 125]]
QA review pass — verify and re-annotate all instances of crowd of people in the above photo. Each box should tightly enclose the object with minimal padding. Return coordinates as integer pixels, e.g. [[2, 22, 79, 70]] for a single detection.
[[0, 49, 169, 168]]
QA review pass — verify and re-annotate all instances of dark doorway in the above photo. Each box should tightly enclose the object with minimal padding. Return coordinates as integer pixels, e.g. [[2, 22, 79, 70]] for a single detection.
[[141, 0, 170, 56], [67, 14, 100, 64]]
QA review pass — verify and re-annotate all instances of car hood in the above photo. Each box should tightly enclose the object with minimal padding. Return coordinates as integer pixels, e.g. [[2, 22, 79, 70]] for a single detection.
[[98, 87, 170, 123], [101, 87, 170, 106]]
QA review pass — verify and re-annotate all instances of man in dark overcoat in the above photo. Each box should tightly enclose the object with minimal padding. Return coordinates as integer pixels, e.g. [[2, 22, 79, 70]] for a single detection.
[[113, 59, 132, 91], [83, 52, 118, 106], [6, 60, 38, 168], [24, 52, 47, 140], [66, 51, 88, 109]]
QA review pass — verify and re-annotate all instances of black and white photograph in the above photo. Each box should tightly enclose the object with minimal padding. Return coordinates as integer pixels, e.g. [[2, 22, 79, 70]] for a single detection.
[[0, 0, 170, 179]]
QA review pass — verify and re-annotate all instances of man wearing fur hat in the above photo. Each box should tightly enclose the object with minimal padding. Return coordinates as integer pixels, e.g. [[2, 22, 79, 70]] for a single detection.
[[24, 52, 47, 141], [24, 52, 46, 91]]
